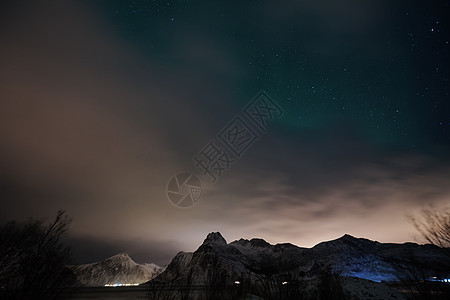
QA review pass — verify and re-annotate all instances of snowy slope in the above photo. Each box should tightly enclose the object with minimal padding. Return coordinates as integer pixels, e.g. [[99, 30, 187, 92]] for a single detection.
[[69, 253, 165, 287], [153, 232, 450, 287]]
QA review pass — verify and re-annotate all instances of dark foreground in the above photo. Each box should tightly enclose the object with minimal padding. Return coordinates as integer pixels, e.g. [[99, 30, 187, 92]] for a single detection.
[[3, 280, 449, 300], [65, 287, 148, 300]]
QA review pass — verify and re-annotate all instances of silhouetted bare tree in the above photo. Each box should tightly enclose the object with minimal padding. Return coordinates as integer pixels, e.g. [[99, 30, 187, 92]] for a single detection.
[[410, 207, 450, 254], [317, 267, 346, 300], [401, 207, 450, 299], [0, 210, 76, 299]]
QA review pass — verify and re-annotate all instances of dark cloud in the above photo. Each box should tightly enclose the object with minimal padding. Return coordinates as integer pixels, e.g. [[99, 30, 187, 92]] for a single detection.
[[0, 0, 449, 265], [63, 235, 180, 266], [196, 124, 450, 248]]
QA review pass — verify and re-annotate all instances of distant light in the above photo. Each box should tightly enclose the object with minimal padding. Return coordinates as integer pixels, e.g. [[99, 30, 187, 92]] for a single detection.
[[234, 281, 240, 285], [426, 277, 450, 283], [282, 281, 288, 285], [104, 283, 140, 287]]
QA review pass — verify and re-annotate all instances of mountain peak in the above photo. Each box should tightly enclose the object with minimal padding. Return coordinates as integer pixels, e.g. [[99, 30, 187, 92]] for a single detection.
[[203, 232, 227, 245], [249, 238, 270, 247], [340, 234, 357, 240], [231, 238, 271, 248], [70, 253, 164, 287], [110, 253, 131, 259], [105, 253, 137, 264], [338, 234, 379, 245]]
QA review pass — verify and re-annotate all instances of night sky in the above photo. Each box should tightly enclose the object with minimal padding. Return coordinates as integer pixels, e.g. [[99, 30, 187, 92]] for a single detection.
[[1, 0, 449, 265]]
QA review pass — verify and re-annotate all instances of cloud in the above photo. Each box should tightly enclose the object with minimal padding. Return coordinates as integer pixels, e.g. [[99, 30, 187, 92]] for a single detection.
[[64, 235, 180, 266], [0, 1, 448, 265], [0, 0, 261, 263], [0, 0, 236, 243], [191, 125, 450, 248]]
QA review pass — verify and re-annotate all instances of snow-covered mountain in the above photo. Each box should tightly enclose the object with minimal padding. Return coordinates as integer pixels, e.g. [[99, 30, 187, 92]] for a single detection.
[[312, 234, 450, 281], [152, 232, 450, 286], [69, 253, 165, 287]]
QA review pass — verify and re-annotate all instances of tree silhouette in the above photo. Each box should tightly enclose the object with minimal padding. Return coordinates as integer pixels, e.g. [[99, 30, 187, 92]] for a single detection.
[[317, 267, 346, 300], [411, 207, 450, 257], [402, 207, 450, 299], [0, 210, 76, 299]]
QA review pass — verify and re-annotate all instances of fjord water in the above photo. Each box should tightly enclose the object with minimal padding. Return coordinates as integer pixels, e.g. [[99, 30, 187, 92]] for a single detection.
[[66, 286, 148, 299]]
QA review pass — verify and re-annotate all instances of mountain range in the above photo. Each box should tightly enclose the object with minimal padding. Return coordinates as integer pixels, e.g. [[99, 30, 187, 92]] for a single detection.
[[69, 232, 450, 298], [153, 232, 449, 285], [147, 232, 449, 299]]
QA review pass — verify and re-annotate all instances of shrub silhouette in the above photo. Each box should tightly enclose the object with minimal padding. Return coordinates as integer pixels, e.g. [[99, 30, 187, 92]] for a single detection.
[[0, 210, 76, 299], [411, 207, 450, 257]]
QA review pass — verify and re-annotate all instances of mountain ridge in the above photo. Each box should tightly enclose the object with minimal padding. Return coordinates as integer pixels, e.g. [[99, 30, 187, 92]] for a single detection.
[[152, 231, 450, 286], [69, 253, 165, 287]]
